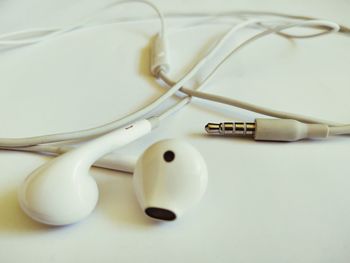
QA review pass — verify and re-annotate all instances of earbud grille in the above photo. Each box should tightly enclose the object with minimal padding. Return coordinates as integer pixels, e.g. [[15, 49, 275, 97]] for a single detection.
[[145, 207, 176, 221], [163, 151, 175, 162]]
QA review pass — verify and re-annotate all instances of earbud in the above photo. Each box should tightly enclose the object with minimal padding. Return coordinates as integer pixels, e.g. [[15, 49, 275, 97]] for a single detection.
[[133, 139, 208, 221], [19, 119, 153, 225], [19, 120, 208, 226]]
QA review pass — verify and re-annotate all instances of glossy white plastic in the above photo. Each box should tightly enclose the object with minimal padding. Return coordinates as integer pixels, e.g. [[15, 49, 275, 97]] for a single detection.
[[18, 119, 152, 225], [133, 139, 208, 221]]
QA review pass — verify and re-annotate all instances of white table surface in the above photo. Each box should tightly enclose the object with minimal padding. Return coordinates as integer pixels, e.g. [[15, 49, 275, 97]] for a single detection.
[[0, 0, 349, 262]]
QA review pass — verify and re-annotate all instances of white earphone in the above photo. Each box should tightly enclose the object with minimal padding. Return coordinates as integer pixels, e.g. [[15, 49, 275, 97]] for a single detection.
[[18, 119, 208, 225], [133, 139, 208, 221], [0, 0, 349, 228]]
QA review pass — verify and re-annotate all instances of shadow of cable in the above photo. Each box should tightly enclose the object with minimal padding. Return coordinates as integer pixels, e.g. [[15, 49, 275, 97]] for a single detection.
[[188, 132, 254, 142]]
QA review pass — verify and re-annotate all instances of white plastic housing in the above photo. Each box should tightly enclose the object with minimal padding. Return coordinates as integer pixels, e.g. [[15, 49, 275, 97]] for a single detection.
[[19, 119, 152, 225], [133, 139, 208, 221], [255, 118, 329, 141], [19, 157, 99, 226], [150, 33, 169, 76]]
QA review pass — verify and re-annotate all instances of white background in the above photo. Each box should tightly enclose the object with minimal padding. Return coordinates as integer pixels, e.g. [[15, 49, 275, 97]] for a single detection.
[[0, 0, 350, 262]]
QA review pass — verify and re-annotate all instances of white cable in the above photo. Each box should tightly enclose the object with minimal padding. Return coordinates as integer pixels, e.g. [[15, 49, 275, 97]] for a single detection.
[[165, 20, 340, 98], [0, 145, 136, 173], [156, 97, 192, 122], [164, 11, 349, 34], [0, 10, 348, 148], [1, 10, 348, 47], [188, 20, 340, 95], [0, 0, 165, 46], [159, 76, 342, 126], [0, 19, 259, 147], [329, 125, 350, 135], [1, 19, 345, 147], [158, 20, 348, 130], [91, 0, 166, 36]]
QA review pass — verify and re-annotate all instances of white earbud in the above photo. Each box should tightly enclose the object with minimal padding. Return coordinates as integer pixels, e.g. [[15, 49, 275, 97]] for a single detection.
[[19, 120, 208, 226], [133, 139, 208, 221], [19, 119, 153, 225]]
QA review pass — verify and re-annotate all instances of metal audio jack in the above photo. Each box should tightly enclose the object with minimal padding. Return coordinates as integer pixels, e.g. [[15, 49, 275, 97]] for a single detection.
[[205, 122, 256, 136], [205, 119, 330, 141]]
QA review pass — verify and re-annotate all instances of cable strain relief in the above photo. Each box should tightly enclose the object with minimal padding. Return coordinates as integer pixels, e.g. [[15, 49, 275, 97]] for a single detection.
[[150, 33, 170, 78], [147, 116, 160, 129], [254, 119, 329, 141], [306, 123, 329, 138]]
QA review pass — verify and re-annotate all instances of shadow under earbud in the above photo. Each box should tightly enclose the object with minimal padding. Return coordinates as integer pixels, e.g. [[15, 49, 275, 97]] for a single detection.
[[0, 189, 52, 233], [94, 170, 157, 228]]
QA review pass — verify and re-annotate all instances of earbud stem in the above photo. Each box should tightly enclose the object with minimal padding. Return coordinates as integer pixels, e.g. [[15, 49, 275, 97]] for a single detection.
[[65, 119, 153, 168]]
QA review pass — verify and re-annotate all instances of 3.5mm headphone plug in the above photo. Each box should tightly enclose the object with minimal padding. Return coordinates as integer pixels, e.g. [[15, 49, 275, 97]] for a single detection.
[[205, 119, 329, 142]]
